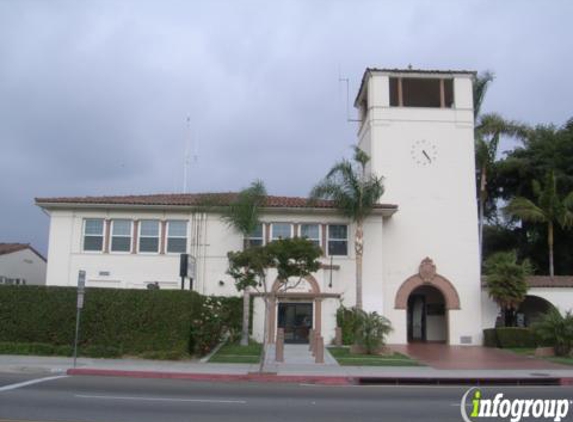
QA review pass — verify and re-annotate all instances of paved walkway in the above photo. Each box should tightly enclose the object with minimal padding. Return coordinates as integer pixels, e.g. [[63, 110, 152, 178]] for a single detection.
[[391, 343, 569, 370], [264, 344, 338, 368]]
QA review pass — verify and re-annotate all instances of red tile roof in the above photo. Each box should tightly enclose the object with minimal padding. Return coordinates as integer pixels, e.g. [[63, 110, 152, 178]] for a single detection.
[[0, 243, 46, 262], [526, 276, 573, 288], [35, 193, 398, 211]]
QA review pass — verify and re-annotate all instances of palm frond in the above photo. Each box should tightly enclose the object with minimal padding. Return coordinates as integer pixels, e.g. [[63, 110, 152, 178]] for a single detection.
[[504, 197, 547, 223]]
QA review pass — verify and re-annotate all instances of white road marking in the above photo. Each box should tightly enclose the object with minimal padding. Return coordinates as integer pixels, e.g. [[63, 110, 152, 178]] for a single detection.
[[0, 375, 68, 392], [75, 394, 247, 404]]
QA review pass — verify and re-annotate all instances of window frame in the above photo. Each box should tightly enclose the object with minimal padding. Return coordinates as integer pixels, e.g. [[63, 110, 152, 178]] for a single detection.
[[270, 222, 293, 241], [245, 223, 265, 248], [110, 219, 133, 253], [166, 220, 188, 254], [82, 218, 105, 253], [138, 219, 160, 254], [299, 223, 321, 248], [327, 224, 349, 257]]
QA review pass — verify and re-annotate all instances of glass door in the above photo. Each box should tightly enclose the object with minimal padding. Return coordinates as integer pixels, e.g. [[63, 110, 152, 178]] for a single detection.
[[277, 303, 313, 343]]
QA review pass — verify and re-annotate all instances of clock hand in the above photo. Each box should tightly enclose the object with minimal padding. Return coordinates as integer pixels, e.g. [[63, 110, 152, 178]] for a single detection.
[[422, 150, 432, 163]]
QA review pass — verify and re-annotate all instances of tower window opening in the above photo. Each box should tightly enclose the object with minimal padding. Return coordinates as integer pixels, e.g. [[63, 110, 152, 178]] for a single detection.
[[390, 77, 454, 108]]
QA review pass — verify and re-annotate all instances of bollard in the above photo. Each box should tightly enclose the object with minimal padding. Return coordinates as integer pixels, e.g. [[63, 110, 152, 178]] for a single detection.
[[335, 327, 342, 346], [315, 336, 324, 364], [308, 328, 315, 352], [275, 328, 284, 362]]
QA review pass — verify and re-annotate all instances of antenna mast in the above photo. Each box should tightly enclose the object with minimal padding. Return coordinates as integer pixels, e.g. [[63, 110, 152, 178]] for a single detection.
[[183, 117, 191, 194], [338, 75, 361, 123]]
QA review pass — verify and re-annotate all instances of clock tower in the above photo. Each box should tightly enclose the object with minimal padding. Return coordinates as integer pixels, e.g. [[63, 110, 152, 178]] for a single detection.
[[356, 68, 483, 345]]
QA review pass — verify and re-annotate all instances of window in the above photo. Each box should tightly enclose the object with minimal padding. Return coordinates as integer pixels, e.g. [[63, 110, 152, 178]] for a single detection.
[[271, 223, 292, 240], [300, 223, 320, 247], [111, 219, 132, 252], [167, 220, 187, 253], [245, 223, 264, 248], [389, 77, 454, 108], [83, 218, 104, 251], [328, 224, 348, 256], [139, 220, 160, 253]]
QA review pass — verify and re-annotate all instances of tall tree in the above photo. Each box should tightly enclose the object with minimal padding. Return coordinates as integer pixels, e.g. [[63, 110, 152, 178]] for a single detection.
[[504, 171, 573, 277], [222, 180, 267, 346], [309, 146, 384, 310], [473, 71, 529, 263], [484, 251, 531, 327]]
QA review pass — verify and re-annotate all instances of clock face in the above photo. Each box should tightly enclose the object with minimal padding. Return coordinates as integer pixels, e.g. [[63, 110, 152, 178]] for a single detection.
[[410, 140, 438, 166]]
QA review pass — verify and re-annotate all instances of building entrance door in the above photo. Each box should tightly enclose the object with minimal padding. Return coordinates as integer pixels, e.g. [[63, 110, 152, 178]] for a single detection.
[[407, 294, 426, 342], [277, 303, 313, 344]]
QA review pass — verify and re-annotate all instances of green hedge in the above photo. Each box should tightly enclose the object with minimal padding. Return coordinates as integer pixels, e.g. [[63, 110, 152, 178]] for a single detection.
[[336, 306, 361, 345], [483, 328, 499, 347], [0, 286, 242, 358], [494, 327, 538, 348]]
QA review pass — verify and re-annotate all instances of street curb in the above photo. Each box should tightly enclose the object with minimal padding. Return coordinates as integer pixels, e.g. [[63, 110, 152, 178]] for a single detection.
[[66, 368, 353, 385], [66, 368, 568, 386]]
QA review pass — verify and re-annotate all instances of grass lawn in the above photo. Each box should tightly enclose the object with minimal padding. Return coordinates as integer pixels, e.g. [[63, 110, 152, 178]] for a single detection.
[[327, 346, 422, 367], [505, 347, 573, 366], [208, 342, 262, 364]]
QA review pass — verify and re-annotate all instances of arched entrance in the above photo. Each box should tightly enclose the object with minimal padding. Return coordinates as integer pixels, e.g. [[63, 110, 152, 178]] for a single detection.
[[395, 258, 460, 344], [516, 295, 555, 327], [268, 275, 323, 344], [407, 285, 447, 342]]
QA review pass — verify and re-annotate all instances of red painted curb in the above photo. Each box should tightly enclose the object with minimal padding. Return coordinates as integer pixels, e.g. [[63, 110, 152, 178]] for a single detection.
[[66, 368, 353, 385]]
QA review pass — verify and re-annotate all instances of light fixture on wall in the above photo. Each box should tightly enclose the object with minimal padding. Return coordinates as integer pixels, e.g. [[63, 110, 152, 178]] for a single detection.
[[218, 280, 225, 287]]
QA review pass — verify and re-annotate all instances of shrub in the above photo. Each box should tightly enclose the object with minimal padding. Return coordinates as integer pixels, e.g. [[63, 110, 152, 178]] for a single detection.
[[336, 306, 361, 345], [483, 328, 499, 347], [354, 310, 393, 354], [495, 327, 537, 348], [0, 286, 242, 357], [531, 308, 573, 356]]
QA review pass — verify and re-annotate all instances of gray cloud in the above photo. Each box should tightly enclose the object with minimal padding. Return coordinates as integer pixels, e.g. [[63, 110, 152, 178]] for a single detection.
[[1, 0, 572, 254]]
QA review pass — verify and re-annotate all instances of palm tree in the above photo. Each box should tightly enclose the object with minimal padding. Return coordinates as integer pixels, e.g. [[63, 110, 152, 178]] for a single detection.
[[504, 171, 573, 277], [310, 146, 384, 310], [223, 180, 267, 345], [484, 251, 531, 327], [473, 71, 529, 263]]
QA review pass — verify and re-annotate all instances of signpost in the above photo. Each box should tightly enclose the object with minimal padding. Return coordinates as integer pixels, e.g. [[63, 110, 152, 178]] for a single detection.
[[73, 270, 86, 368], [179, 254, 196, 291]]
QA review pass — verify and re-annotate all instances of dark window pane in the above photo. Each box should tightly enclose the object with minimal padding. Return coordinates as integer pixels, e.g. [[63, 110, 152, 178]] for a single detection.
[[444, 79, 454, 108], [84, 236, 103, 251], [167, 237, 187, 253], [111, 237, 131, 252], [329, 225, 347, 240], [328, 240, 348, 256], [389, 77, 399, 106], [139, 237, 159, 252], [402, 78, 441, 108], [246, 238, 263, 248], [85, 219, 104, 235]]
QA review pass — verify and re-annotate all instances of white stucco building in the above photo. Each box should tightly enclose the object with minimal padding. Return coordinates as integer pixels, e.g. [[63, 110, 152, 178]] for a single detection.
[[35, 67, 569, 346], [0, 243, 47, 285]]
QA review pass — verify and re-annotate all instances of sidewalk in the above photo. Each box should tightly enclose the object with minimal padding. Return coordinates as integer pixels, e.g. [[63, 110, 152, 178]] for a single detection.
[[3, 353, 573, 385]]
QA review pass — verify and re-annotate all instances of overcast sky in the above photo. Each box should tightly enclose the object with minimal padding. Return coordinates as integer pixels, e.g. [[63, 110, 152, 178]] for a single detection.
[[1, 0, 572, 255]]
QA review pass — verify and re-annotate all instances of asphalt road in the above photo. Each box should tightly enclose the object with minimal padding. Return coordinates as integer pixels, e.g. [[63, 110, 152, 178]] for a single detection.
[[1, 372, 573, 422]]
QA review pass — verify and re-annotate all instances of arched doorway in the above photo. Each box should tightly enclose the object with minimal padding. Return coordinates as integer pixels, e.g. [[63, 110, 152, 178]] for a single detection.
[[407, 285, 447, 342], [395, 258, 461, 344], [516, 295, 555, 327]]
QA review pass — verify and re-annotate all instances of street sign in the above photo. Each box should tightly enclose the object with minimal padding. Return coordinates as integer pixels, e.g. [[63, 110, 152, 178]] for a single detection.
[[187, 255, 196, 279], [78, 270, 86, 292]]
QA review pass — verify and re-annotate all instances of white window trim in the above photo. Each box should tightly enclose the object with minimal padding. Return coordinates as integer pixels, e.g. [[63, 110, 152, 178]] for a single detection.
[[82, 218, 105, 253], [270, 222, 293, 241], [110, 219, 133, 254], [298, 223, 321, 248], [327, 224, 349, 257], [138, 220, 160, 254], [166, 220, 188, 254]]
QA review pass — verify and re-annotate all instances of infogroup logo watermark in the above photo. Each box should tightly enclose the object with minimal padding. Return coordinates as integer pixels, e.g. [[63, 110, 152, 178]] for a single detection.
[[461, 388, 571, 422]]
